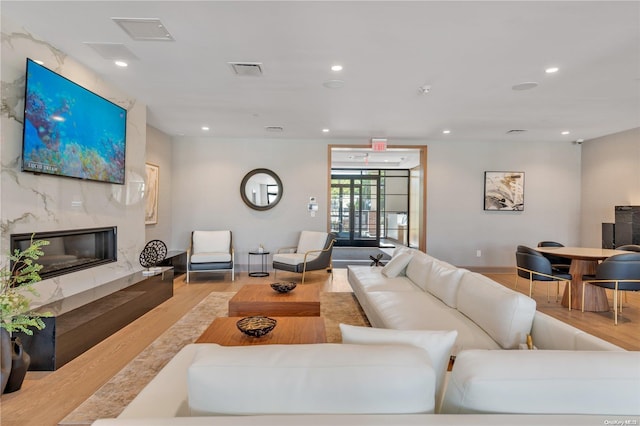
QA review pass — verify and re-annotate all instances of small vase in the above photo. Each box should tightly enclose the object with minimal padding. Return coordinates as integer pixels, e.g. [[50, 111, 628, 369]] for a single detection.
[[0, 328, 11, 393], [4, 336, 30, 393]]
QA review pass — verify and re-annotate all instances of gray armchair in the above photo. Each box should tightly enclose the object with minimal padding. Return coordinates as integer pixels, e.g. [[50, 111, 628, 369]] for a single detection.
[[272, 231, 336, 284], [186, 230, 234, 282]]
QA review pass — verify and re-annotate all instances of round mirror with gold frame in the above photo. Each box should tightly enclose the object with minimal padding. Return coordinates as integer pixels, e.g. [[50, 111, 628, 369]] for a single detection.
[[240, 168, 283, 211]]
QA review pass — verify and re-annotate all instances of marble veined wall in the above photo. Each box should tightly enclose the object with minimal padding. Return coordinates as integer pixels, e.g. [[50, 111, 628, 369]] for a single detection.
[[1, 17, 147, 307]]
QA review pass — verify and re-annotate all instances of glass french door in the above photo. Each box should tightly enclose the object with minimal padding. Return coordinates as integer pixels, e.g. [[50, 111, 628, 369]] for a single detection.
[[330, 174, 380, 247]]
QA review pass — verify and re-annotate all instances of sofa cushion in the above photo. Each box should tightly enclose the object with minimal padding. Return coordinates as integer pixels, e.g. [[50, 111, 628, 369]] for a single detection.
[[405, 252, 435, 291], [339, 324, 457, 402], [424, 262, 465, 308], [187, 343, 436, 415], [348, 266, 419, 292], [381, 251, 413, 277], [441, 350, 640, 415], [365, 291, 501, 355], [456, 272, 536, 349]]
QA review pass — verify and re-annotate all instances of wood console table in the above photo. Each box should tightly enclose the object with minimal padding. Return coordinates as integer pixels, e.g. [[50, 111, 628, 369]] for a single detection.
[[16, 267, 174, 370]]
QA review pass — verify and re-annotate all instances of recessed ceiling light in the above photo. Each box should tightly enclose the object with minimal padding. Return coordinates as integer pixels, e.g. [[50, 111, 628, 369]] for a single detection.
[[561, 130, 570, 135], [201, 126, 210, 131], [114, 60, 128, 67], [322, 128, 330, 133], [331, 65, 343, 72], [442, 129, 451, 134], [545, 67, 559, 74]]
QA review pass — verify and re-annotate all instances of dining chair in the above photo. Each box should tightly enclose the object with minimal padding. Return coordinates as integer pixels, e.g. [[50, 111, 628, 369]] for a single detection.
[[515, 245, 572, 310], [612, 245, 640, 304], [537, 241, 572, 272], [616, 244, 640, 252], [581, 252, 640, 325]]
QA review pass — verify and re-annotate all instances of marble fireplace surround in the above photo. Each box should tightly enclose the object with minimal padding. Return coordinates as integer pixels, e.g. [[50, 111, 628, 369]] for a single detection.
[[1, 17, 148, 310], [10, 226, 118, 280]]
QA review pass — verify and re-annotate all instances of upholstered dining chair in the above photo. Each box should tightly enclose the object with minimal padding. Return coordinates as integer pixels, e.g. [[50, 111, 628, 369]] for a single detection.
[[537, 241, 572, 272], [582, 252, 640, 325], [516, 245, 572, 310], [186, 230, 234, 282], [272, 231, 336, 284], [616, 244, 640, 252]]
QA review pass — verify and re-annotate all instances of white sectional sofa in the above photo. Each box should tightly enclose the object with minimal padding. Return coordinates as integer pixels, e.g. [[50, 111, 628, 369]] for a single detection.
[[93, 342, 639, 426], [348, 247, 624, 352], [92, 248, 640, 425]]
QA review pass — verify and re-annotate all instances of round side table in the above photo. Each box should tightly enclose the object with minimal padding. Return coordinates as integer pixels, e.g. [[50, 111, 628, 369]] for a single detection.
[[248, 251, 270, 277]]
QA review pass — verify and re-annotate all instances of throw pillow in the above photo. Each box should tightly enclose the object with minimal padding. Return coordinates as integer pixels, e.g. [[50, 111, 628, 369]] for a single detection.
[[339, 324, 457, 402], [381, 251, 413, 277]]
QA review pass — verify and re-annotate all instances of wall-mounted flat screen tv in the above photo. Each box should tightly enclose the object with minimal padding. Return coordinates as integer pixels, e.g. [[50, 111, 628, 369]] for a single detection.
[[22, 58, 127, 184]]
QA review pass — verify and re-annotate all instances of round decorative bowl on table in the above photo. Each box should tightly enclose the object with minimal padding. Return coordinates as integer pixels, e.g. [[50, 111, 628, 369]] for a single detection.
[[236, 316, 277, 337], [270, 282, 297, 293]]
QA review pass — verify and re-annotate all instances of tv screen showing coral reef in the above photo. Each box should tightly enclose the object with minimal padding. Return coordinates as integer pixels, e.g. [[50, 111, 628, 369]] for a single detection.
[[21, 58, 127, 184]]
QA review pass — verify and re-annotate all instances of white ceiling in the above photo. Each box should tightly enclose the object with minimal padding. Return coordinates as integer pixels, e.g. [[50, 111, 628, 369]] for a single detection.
[[2, 1, 639, 147]]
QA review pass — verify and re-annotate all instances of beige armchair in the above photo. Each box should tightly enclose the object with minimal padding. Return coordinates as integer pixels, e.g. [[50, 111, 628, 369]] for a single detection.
[[272, 231, 336, 284], [186, 230, 234, 282]]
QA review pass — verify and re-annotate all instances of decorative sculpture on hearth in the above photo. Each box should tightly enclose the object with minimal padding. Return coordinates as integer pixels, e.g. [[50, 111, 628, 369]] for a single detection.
[[139, 240, 168, 275]]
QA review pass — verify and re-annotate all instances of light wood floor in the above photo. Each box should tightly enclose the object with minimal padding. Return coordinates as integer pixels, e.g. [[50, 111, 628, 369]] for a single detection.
[[1, 268, 638, 426]]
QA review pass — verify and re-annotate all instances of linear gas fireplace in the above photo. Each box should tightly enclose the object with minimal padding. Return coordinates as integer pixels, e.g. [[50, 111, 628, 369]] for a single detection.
[[10, 227, 117, 280]]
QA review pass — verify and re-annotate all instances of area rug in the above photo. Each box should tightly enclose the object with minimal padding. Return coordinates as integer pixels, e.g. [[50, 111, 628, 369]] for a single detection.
[[60, 291, 369, 425]]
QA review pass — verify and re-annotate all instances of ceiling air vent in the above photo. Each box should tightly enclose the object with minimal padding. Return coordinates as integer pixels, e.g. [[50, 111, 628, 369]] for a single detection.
[[506, 129, 526, 134], [228, 62, 263, 77], [265, 126, 284, 133], [112, 18, 175, 41]]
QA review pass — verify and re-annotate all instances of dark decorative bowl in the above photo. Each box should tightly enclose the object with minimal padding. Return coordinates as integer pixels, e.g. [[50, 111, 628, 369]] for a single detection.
[[270, 281, 297, 293], [236, 316, 277, 338]]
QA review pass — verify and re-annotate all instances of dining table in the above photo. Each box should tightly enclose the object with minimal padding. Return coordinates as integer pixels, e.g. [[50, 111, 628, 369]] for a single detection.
[[534, 246, 631, 312]]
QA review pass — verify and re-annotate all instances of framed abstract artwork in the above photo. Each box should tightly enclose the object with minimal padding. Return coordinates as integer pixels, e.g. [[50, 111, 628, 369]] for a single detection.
[[483, 171, 524, 211], [145, 163, 159, 224]]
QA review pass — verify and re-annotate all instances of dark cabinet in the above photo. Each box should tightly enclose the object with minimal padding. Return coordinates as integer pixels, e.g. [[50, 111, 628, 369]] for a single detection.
[[615, 206, 640, 247]]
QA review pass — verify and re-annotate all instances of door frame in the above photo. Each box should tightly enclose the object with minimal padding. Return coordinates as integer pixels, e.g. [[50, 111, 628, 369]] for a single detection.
[[327, 144, 427, 252]]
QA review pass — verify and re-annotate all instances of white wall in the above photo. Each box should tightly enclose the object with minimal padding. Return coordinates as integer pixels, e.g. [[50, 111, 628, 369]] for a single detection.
[[145, 125, 173, 247], [170, 137, 329, 269], [0, 17, 147, 306], [580, 127, 640, 247], [425, 140, 582, 267], [170, 137, 582, 269]]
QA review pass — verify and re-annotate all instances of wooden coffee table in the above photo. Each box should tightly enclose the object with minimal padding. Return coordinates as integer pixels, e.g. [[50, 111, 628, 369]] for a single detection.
[[228, 284, 321, 317], [195, 316, 327, 345]]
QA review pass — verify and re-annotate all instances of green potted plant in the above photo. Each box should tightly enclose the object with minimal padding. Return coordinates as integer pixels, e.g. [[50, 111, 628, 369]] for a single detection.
[[0, 238, 50, 393]]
